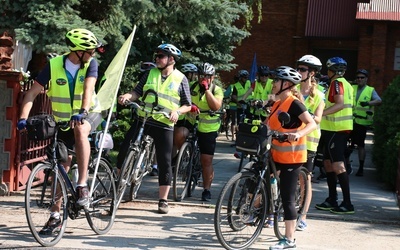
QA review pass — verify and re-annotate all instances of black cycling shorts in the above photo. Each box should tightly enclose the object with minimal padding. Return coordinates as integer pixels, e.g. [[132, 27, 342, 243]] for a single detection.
[[320, 130, 349, 163], [350, 123, 367, 148], [197, 131, 218, 155]]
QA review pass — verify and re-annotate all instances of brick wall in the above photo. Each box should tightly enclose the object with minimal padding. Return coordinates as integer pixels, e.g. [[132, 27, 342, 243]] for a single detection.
[[0, 31, 13, 71]]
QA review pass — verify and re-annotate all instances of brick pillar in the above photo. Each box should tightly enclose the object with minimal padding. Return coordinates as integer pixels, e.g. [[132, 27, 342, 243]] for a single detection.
[[0, 31, 14, 71], [0, 71, 22, 195]]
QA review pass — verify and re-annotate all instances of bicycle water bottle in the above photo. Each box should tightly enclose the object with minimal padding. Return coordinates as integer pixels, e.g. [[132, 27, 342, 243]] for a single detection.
[[71, 164, 79, 187], [270, 177, 278, 200]]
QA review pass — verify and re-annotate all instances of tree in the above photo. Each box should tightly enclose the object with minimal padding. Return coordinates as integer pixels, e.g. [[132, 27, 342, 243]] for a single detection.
[[0, 0, 262, 78]]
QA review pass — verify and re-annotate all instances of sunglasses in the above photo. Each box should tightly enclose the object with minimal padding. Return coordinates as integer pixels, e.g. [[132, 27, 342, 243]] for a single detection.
[[155, 54, 167, 59], [356, 76, 366, 79], [84, 50, 96, 56], [259, 74, 269, 77], [296, 67, 309, 72]]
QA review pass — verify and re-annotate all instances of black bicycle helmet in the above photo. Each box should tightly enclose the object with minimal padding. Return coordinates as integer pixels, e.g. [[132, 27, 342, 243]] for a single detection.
[[258, 66, 270, 76], [356, 69, 369, 77]]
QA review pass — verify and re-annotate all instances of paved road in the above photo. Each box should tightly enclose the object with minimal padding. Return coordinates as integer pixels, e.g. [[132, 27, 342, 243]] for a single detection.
[[1, 134, 399, 249]]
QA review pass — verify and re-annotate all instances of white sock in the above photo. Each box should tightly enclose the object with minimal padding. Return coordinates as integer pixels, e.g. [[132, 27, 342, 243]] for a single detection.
[[152, 164, 158, 169], [50, 212, 60, 219]]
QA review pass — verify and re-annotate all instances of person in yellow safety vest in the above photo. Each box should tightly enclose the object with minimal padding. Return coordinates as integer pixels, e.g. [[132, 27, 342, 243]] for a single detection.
[[349, 69, 381, 176], [267, 66, 316, 250], [293, 55, 325, 232], [17, 28, 104, 234], [315, 57, 355, 215], [242, 65, 274, 122], [230, 70, 252, 139], [118, 43, 191, 214], [171, 63, 199, 164], [185, 62, 223, 201]]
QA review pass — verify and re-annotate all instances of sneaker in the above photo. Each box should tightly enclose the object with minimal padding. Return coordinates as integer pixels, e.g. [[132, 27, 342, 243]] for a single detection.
[[330, 202, 355, 214], [201, 189, 211, 201], [296, 220, 307, 231], [234, 151, 242, 159], [355, 169, 363, 177], [269, 238, 296, 250], [39, 217, 62, 235], [264, 218, 274, 228], [76, 186, 90, 207], [150, 168, 158, 176], [158, 200, 169, 214], [315, 198, 338, 211]]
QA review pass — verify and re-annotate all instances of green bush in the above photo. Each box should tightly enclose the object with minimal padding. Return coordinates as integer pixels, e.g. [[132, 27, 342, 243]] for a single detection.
[[372, 75, 400, 189]]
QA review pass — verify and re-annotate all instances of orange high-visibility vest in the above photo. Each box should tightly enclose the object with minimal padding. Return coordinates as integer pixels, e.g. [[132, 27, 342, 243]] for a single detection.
[[268, 95, 307, 164]]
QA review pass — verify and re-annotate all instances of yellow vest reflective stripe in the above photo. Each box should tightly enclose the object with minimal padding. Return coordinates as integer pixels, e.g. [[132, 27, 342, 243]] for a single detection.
[[139, 68, 183, 126], [190, 84, 224, 133], [229, 80, 251, 108], [296, 86, 324, 152], [353, 85, 374, 126], [47, 56, 100, 122], [268, 95, 307, 164], [321, 77, 353, 131]]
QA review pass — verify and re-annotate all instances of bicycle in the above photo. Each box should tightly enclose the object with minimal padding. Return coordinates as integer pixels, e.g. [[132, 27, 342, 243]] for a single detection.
[[25, 120, 116, 247], [115, 90, 169, 207], [173, 110, 224, 201], [213, 113, 310, 250]]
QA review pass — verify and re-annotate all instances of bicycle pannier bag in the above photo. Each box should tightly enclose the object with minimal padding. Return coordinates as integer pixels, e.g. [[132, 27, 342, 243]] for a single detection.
[[26, 114, 57, 141], [236, 121, 268, 155]]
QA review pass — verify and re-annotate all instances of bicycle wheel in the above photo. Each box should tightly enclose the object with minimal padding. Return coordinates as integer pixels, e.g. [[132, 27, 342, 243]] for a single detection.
[[187, 148, 201, 197], [85, 158, 116, 235], [128, 146, 152, 201], [25, 163, 68, 247], [116, 150, 136, 208], [274, 167, 310, 240], [173, 142, 193, 201], [214, 170, 267, 250]]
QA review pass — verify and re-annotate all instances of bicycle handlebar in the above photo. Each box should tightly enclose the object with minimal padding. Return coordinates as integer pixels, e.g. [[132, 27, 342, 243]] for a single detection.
[[124, 101, 171, 119]]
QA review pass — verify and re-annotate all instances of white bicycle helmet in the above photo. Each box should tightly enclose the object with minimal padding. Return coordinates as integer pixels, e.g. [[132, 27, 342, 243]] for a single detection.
[[296, 55, 322, 72], [181, 63, 198, 73], [156, 44, 182, 60], [200, 62, 215, 75], [274, 66, 302, 85]]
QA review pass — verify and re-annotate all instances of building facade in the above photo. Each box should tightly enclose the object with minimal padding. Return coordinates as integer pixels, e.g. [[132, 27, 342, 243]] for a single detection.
[[221, 0, 400, 95]]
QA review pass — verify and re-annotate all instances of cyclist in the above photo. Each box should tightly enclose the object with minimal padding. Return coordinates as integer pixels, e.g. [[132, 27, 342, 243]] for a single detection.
[[185, 62, 223, 201], [294, 55, 325, 231], [229, 70, 252, 140], [347, 69, 381, 177], [267, 66, 316, 250], [171, 63, 199, 163], [315, 57, 355, 214], [117, 43, 191, 214], [17, 28, 103, 234], [242, 65, 274, 122]]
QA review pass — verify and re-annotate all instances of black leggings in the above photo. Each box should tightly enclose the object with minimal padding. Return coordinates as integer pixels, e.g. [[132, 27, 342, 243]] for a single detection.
[[117, 119, 174, 186], [276, 163, 302, 221]]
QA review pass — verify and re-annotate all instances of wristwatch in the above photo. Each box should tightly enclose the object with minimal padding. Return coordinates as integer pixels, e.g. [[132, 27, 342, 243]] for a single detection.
[[79, 108, 88, 116]]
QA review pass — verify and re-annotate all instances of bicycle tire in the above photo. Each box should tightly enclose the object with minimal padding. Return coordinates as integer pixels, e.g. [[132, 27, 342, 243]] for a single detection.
[[214, 170, 267, 250], [25, 162, 68, 247], [85, 158, 117, 235], [187, 147, 201, 197], [274, 167, 310, 239], [115, 150, 136, 208], [128, 145, 152, 201], [173, 142, 193, 201]]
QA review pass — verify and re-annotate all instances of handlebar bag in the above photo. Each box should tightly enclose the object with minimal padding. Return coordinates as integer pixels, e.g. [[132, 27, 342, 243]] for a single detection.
[[236, 122, 268, 155], [26, 114, 56, 141]]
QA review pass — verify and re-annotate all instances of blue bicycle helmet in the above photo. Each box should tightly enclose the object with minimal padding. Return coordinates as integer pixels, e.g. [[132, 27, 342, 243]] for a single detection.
[[326, 57, 347, 72]]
